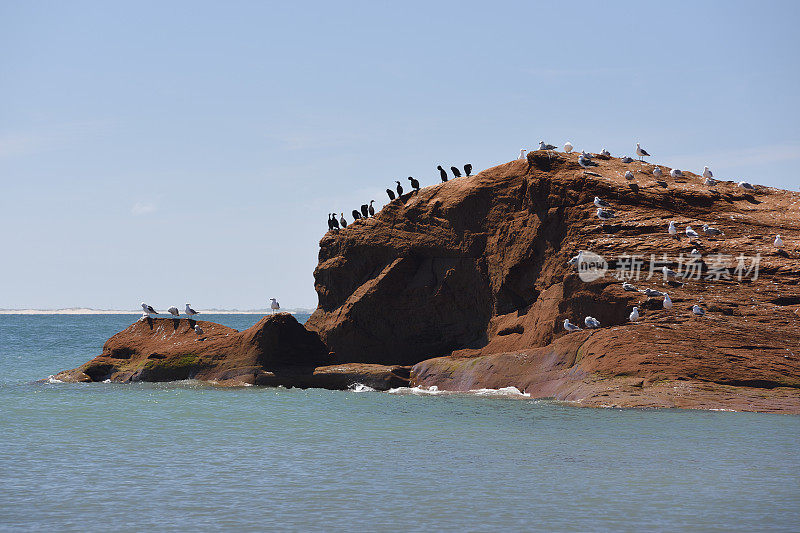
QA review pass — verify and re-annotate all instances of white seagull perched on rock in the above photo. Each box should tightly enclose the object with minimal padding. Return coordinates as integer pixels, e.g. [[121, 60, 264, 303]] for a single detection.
[[670, 169, 683, 179], [629, 307, 640, 322], [690, 248, 702, 258], [702, 224, 724, 236], [185, 303, 198, 318], [579, 154, 599, 175], [635, 143, 650, 161], [563, 319, 582, 332], [168, 306, 179, 317], [621, 156, 634, 163], [704, 177, 717, 186], [738, 181, 755, 190], [643, 288, 665, 297], [584, 316, 601, 329], [518, 149, 526, 160], [564, 141, 573, 153], [597, 208, 616, 220], [653, 166, 663, 179], [194, 324, 204, 335], [668, 221, 678, 238], [624, 170, 634, 180], [138, 313, 149, 322], [774, 235, 784, 248], [539, 140, 557, 151], [594, 196, 611, 208], [600, 148, 610, 157], [622, 282, 638, 291], [692, 305, 705, 316], [270, 298, 280, 314], [686, 225, 700, 239], [703, 166, 713, 179], [663, 294, 673, 309], [141, 303, 158, 316]]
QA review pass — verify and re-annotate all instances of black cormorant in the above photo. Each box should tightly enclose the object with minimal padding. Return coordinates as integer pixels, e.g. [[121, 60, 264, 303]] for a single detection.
[[352, 209, 361, 220], [386, 188, 396, 201], [339, 213, 347, 228], [368, 200, 375, 217], [464, 164, 472, 176], [330, 213, 340, 230], [360, 204, 368, 218], [408, 176, 420, 192], [450, 166, 461, 178], [395, 180, 403, 197], [326, 214, 334, 231], [437, 165, 448, 182]]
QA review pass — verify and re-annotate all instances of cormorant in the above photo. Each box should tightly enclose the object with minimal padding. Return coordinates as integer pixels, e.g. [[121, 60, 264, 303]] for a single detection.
[[437, 165, 448, 182], [339, 213, 347, 228], [386, 188, 396, 201], [330, 213, 340, 230], [395, 180, 403, 197], [464, 164, 472, 176], [360, 204, 368, 218], [450, 166, 461, 178], [408, 176, 420, 192], [368, 200, 375, 217], [326, 214, 334, 231], [352, 209, 361, 220]]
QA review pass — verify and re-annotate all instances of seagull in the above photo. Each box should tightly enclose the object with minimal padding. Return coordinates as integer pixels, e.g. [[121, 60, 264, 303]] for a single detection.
[[138, 313, 149, 322], [539, 141, 557, 151], [330, 213, 340, 230], [662, 266, 679, 279], [368, 200, 375, 217], [600, 148, 610, 157], [270, 298, 280, 314], [703, 166, 713, 179], [450, 166, 462, 178], [194, 324, 204, 335], [185, 303, 198, 317], [686, 225, 700, 239], [584, 316, 601, 329], [594, 196, 611, 208], [339, 213, 347, 228], [663, 294, 673, 309], [563, 319, 582, 332], [668, 221, 678, 238], [653, 166, 663, 179], [580, 150, 592, 160], [578, 154, 599, 175], [702, 224, 724, 236], [629, 307, 640, 321], [567, 251, 584, 266], [670, 169, 683, 179], [168, 306, 179, 317], [690, 248, 702, 258], [564, 141, 574, 153], [738, 181, 755, 190], [622, 282, 638, 291], [643, 288, 665, 297], [624, 170, 634, 180], [360, 204, 369, 218], [635, 143, 650, 161], [395, 180, 404, 197], [437, 165, 448, 182], [386, 188, 396, 201], [597, 208, 616, 220], [464, 164, 472, 177], [621, 156, 634, 163], [704, 177, 718, 186], [774, 235, 784, 248], [518, 149, 527, 160], [692, 305, 705, 316], [141, 303, 158, 315]]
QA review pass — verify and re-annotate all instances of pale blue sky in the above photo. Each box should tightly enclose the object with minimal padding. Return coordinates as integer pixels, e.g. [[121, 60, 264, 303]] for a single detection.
[[1, 1, 798, 309]]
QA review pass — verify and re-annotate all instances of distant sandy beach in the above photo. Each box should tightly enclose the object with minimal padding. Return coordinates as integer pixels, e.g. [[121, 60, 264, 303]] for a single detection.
[[0, 308, 307, 315]]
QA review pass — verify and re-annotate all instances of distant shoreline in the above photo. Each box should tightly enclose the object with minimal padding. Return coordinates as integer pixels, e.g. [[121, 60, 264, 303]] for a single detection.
[[0, 309, 312, 315]]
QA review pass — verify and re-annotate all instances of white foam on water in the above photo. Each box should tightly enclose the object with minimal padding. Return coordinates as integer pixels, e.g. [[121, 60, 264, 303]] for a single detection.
[[387, 385, 443, 395], [102, 379, 112, 383], [348, 383, 376, 392], [471, 386, 530, 398]]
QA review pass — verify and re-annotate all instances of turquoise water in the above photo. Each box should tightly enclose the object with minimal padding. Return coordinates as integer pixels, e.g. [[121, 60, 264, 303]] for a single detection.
[[1, 315, 799, 531]]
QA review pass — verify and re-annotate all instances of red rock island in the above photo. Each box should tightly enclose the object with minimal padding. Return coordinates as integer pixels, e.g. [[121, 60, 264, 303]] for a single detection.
[[55, 150, 800, 413]]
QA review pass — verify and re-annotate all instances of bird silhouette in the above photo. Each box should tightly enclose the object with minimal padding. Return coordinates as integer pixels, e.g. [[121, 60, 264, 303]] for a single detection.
[[464, 164, 472, 176], [339, 213, 347, 228], [395, 180, 403, 197], [368, 200, 375, 217], [408, 176, 420, 192], [450, 166, 461, 178], [386, 188, 396, 201], [330, 213, 340, 230], [437, 165, 448, 182], [352, 209, 361, 220], [360, 204, 368, 218]]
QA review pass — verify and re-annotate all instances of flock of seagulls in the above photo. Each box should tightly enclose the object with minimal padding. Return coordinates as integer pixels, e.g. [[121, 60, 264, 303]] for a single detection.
[[138, 299, 281, 335], [326, 164, 473, 231], [560, 141, 788, 334]]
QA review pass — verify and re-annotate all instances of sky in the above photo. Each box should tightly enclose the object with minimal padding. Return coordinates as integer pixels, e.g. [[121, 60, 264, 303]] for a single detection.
[[1, 0, 798, 310]]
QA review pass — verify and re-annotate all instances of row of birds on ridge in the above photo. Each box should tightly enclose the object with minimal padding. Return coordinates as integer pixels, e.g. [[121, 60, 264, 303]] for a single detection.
[[138, 299, 282, 336], [326, 163, 473, 231], [562, 302, 707, 332]]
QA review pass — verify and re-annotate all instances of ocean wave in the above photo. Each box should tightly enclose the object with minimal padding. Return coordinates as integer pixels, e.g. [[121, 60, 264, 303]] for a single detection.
[[387, 385, 443, 395], [386, 385, 533, 399], [348, 383, 376, 392], [471, 386, 530, 398]]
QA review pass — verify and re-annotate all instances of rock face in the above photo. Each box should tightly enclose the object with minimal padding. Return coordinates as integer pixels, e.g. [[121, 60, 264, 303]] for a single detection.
[[56, 150, 800, 412], [54, 314, 410, 391], [305, 151, 800, 412]]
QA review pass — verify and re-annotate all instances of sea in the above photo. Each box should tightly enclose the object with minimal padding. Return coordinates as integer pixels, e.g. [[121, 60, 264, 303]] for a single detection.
[[1, 314, 799, 532]]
